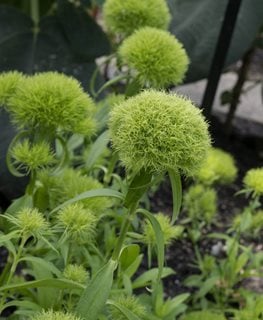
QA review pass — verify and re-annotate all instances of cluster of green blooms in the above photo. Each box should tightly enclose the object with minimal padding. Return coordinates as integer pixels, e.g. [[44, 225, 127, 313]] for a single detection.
[[58, 203, 98, 244], [1, 71, 96, 137], [109, 90, 210, 175], [11, 139, 55, 174], [109, 295, 146, 320], [243, 167, 263, 197], [31, 310, 81, 320], [63, 264, 89, 284], [103, 0, 171, 36], [184, 184, 217, 224], [37, 168, 112, 214], [181, 311, 226, 320], [195, 147, 237, 185], [119, 27, 189, 88], [142, 213, 184, 246], [0, 71, 25, 107]]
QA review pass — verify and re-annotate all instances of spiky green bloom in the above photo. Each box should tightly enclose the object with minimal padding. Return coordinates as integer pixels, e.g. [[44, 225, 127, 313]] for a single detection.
[[8, 72, 96, 135], [31, 310, 81, 320], [103, 0, 171, 36], [119, 27, 189, 88], [243, 168, 263, 197], [11, 139, 55, 173], [109, 295, 146, 320], [6, 207, 49, 239], [58, 203, 97, 243], [109, 90, 210, 175], [181, 311, 226, 320], [37, 168, 112, 214], [195, 147, 237, 185], [142, 213, 183, 246], [63, 264, 89, 284], [0, 71, 25, 107], [184, 184, 217, 223]]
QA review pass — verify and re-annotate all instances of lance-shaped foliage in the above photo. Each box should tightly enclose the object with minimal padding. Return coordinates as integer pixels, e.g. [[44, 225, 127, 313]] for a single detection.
[[119, 27, 189, 88], [0, 71, 25, 107], [195, 147, 237, 185], [109, 90, 210, 175], [8, 72, 96, 136], [181, 311, 226, 320], [243, 167, 263, 197], [103, 0, 171, 36]]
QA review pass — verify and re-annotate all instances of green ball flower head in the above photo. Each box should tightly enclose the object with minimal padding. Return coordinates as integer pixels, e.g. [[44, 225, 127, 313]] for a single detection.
[[63, 264, 89, 284], [109, 295, 146, 320], [181, 311, 226, 320], [109, 90, 210, 175], [243, 168, 263, 197], [119, 27, 189, 88], [184, 184, 217, 224], [0, 71, 25, 107], [195, 147, 237, 185], [11, 139, 55, 174], [31, 310, 81, 320], [103, 0, 171, 36], [8, 72, 96, 135], [143, 213, 183, 246]]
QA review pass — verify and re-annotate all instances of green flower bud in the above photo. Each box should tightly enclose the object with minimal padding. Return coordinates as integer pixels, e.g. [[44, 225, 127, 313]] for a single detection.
[[142, 213, 183, 246], [0, 71, 25, 107], [195, 147, 237, 185], [119, 27, 189, 88], [8, 72, 96, 135], [31, 310, 81, 320], [7, 207, 49, 239], [11, 139, 55, 174], [184, 184, 217, 224], [109, 295, 146, 320], [181, 311, 226, 320], [63, 264, 89, 284], [109, 90, 210, 175], [103, 0, 171, 36], [243, 168, 263, 197], [58, 203, 97, 244], [37, 169, 112, 214]]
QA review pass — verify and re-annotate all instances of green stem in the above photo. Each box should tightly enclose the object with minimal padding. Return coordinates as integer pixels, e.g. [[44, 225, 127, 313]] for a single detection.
[[112, 203, 137, 261], [94, 74, 130, 98], [30, 0, 39, 32]]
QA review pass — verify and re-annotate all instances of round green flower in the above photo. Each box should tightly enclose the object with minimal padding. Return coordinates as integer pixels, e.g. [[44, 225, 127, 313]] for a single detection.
[[243, 168, 263, 197], [142, 213, 183, 246], [8, 72, 96, 135], [119, 27, 189, 88], [0, 71, 25, 107], [181, 311, 226, 320], [103, 0, 171, 36], [109, 90, 210, 175], [11, 139, 55, 174], [58, 203, 97, 243], [31, 310, 81, 320], [184, 184, 217, 224], [195, 147, 237, 185], [63, 264, 89, 284], [109, 295, 146, 320]]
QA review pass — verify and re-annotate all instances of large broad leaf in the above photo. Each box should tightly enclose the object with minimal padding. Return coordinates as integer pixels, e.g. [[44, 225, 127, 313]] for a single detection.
[[168, 0, 263, 82], [0, 2, 110, 200]]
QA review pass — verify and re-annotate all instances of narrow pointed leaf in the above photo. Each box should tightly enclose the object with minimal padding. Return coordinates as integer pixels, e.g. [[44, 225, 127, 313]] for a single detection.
[[168, 169, 182, 223]]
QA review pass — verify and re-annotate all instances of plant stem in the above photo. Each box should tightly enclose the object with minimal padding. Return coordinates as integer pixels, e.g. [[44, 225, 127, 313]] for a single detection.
[[30, 0, 39, 27]]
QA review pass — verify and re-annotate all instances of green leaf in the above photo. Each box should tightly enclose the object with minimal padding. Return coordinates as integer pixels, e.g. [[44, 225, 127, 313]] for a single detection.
[[124, 254, 143, 278], [107, 300, 142, 320], [168, 0, 263, 82], [50, 188, 124, 214], [196, 276, 220, 298], [124, 170, 152, 208], [132, 267, 175, 289], [168, 169, 182, 223], [6, 194, 33, 214], [86, 130, 110, 170], [119, 244, 140, 272], [137, 209, 165, 283], [125, 77, 142, 97], [0, 278, 84, 291], [76, 259, 117, 320], [161, 293, 190, 317], [235, 252, 249, 274]]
